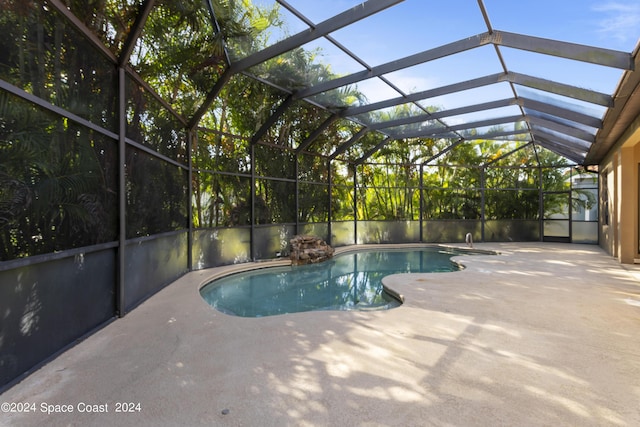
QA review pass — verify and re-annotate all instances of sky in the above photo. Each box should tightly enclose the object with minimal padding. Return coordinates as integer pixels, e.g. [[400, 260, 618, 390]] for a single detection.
[[250, 0, 640, 128]]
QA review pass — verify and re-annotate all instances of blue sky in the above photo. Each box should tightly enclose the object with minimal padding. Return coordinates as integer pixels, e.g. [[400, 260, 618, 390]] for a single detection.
[[253, 0, 640, 124], [280, 0, 640, 49]]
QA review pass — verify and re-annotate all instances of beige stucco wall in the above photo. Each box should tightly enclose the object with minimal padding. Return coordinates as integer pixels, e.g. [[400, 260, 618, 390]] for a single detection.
[[599, 116, 640, 263]]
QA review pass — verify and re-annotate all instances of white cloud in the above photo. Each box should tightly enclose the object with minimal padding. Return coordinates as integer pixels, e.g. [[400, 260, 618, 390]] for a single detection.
[[592, 2, 640, 44]]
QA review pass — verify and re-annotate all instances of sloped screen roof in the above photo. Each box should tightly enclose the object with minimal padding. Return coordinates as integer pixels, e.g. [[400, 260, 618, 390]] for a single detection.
[[208, 0, 639, 165]]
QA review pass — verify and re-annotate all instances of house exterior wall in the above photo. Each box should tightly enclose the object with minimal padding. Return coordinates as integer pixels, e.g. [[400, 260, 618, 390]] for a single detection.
[[599, 115, 640, 263]]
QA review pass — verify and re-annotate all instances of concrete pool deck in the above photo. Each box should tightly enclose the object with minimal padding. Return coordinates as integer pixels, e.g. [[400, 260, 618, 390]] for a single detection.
[[2, 242, 640, 426]]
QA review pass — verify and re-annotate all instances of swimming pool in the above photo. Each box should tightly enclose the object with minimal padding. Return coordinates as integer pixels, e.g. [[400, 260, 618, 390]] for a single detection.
[[200, 246, 487, 317]]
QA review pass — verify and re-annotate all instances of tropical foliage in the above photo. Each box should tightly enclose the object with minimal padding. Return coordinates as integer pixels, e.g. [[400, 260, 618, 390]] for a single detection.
[[0, 91, 118, 260], [0, 0, 594, 261]]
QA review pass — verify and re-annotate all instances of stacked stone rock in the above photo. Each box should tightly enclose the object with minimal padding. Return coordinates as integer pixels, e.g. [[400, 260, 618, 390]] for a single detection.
[[289, 235, 334, 265]]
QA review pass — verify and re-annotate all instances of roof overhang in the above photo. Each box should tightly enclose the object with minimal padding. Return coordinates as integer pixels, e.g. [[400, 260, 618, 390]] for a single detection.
[[585, 43, 640, 165]]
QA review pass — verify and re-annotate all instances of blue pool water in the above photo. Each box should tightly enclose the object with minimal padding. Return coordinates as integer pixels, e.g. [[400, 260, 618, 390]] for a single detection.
[[200, 246, 485, 317]]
